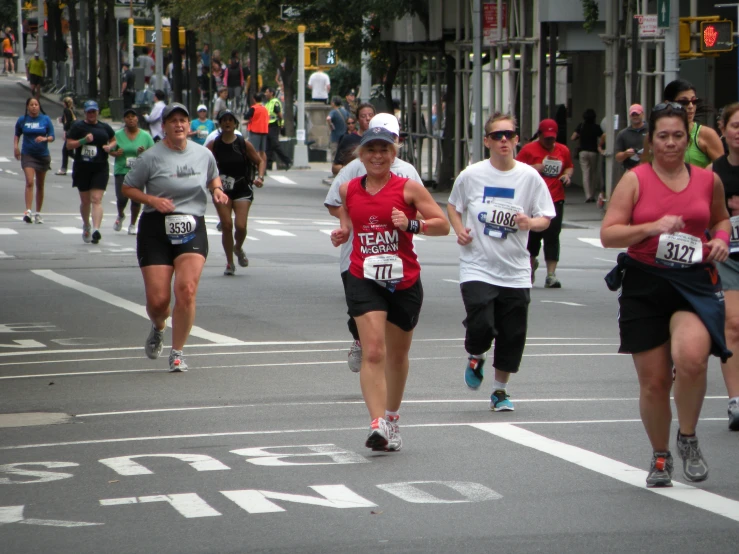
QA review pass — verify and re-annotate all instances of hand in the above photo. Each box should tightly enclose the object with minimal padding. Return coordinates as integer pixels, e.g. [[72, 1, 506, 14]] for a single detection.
[[150, 196, 176, 214], [85, 133, 94, 143], [626, 148, 635, 156], [212, 188, 229, 205], [254, 176, 264, 188], [331, 227, 350, 247], [705, 238, 729, 263], [651, 215, 685, 236], [34, 136, 46, 143], [137, 146, 145, 154], [13, 148, 20, 161], [560, 174, 572, 186], [391, 207, 409, 230], [728, 195, 739, 211], [516, 213, 531, 231], [456, 227, 473, 246], [102, 144, 111, 153]]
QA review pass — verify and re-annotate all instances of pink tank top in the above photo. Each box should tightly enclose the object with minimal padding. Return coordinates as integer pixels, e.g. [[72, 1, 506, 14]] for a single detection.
[[627, 163, 714, 266], [346, 173, 420, 289]]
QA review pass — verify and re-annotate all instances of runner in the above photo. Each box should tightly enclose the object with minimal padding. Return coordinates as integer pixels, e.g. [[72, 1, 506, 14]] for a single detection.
[[325, 113, 421, 373], [13, 97, 54, 224], [207, 109, 265, 275], [65, 100, 116, 244], [447, 113, 555, 411], [56, 96, 76, 176], [109, 108, 155, 235], [188, 105, 215, 146], [330, 126, 450, 451], [709, 102, 739, 430], [122, 102, 227, 372], [601, 101, 731, 487]]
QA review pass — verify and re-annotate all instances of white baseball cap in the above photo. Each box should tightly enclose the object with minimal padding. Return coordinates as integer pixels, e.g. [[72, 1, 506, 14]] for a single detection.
[[368, 113, 400, 136], [197, 104, 208, 112]]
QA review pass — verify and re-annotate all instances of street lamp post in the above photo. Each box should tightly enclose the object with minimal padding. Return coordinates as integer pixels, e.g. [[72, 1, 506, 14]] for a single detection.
[[716, 3, 739, 101], [16, 0, 25, 73], [293, 24, 309, 168]]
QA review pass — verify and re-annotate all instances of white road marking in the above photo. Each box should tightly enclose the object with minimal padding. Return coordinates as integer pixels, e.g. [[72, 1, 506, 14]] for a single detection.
[[540, 300, 585, 307], [52, 227, 82, 234], [0, 251, 14, 259], [269, 176, 296, 185], [255, 229, 296, 237], [473, 423, 739, 523], [0, 228, 18, 235], [320, 229, 333, 235], [253, 219, 282, 224], [443, 279, 460, 284], [0, 505, 102, 527], [206, 228, 258, 240], [578, 238, 604, 248], [0, 156, 10, 162], [31, 269, 244, 345], [595, 257, 616, 263], [313, 220, 338, 225], [100, 494, 221, 518]]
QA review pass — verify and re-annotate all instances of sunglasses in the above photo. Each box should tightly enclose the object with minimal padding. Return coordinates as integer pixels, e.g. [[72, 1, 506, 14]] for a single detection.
[[485, 130, 516, 141], [675, 97, 700, 107], [653, 102, 685, 113]]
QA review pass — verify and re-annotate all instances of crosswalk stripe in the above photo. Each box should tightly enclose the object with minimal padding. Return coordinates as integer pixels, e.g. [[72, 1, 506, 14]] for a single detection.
[[253, 220, 282, 224], [255, 229, 296, 237], [205, 229, 258, 240], [0, 251, 14, 259], [269, 176, 296, 185], [0, 228, 18, 235], [578, 238, 604, 248], [52, 227, 82, 235]]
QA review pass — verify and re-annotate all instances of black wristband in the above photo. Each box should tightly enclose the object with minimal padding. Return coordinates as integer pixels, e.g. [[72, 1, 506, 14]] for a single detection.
[[210, 187, 223, 196], [407, 219, 421, 234]]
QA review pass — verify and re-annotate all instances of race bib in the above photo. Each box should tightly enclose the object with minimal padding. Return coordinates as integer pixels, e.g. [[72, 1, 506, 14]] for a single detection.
[[541, 158, 563, 177], [363, 254, 404, 284], [478, 200, 522, 239], [656, 232, 702, 268], [126, 157, 137, 169], [197, 129, 208, 139], [164, 214, 197, 245], [81, 145, 98, 159], [730, 215, 739, 254], [221, 175, 235, 191]]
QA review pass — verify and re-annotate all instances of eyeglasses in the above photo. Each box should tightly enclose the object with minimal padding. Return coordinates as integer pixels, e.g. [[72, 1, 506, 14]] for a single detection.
[[675, 97, 700, 107], [652, 102, 685, 113], [485, 130, 516, 141]]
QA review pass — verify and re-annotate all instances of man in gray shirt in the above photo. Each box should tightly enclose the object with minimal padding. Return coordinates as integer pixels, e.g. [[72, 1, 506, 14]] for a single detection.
[[615, 104, 648, 171]]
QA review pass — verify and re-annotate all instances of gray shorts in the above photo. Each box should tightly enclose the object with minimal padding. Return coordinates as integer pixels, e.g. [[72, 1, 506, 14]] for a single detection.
[[21, 154, 51, 172], [718, 257, 739, 291], [248, 133, 268, 153]]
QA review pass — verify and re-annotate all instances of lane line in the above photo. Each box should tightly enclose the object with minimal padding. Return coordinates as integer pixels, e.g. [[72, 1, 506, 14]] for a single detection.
[[269, 176, 297, 185], [540, 300, 585, 307], [31, 270, 243, 345], [473, 423, 739, 523], [255, 229, 296, 237]]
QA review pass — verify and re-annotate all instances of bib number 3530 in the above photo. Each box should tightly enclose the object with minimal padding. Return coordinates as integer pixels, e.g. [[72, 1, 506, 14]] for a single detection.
[[164, 215, 197, 245], [656, 232, 702, 268]]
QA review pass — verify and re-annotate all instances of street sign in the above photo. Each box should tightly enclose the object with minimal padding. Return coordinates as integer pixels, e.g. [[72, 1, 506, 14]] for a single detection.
[[280, 5, 301, 20], [657, 0, 670, 28], [634, 14, 666, 38], [700, 20, 734, 52], [483, 1, 508, 45]]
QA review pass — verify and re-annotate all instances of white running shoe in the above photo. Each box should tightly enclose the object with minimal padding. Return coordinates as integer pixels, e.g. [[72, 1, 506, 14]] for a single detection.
[[169, 349, 188, 372], [113, 217, 124, 231], [23, 209, 32, 223], [365, 417, 390, 451], [144, 324, 165, 360], [386, 415, 402, 451], [347, 340, 362, 373], [34, 213, 43, 224], [82, 225, 92, 243], [224, 263, 236, 276], [128, 224, 137, 235]]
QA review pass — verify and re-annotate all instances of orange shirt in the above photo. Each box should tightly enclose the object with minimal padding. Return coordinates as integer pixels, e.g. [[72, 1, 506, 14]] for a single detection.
[[248, 103, 269, 134]]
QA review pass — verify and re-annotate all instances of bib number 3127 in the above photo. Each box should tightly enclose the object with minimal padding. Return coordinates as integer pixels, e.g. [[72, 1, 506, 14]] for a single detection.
[[656, 232, 702, 268]]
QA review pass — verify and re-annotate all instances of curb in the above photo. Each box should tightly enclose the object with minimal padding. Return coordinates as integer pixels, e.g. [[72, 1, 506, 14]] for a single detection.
[[17, 81, 65, 109]]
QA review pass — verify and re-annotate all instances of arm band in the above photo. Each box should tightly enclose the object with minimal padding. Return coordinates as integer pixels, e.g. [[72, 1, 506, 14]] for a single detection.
[[714, 230, 730, 246], [407, 219, 421, 234], [420, 220, 427, 235], [78, 137, 88, 146]]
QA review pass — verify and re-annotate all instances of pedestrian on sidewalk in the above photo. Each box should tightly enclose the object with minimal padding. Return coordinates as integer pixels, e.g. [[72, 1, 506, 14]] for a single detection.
[[570, 108, 603, 203]]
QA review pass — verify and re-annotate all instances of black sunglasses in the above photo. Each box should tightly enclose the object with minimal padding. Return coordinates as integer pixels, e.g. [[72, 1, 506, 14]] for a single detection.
[[653, 102, 685, 113], [675, 97, 701, 107], [485, 130, 516, 141]]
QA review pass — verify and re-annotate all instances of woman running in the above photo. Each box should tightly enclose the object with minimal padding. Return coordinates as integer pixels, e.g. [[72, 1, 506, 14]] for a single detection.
[[56, 96, 75, 176], [122, 103, 227, 372], [601, 102, 731, 487], [109, 108, 155, 235], [207, 109, 265, 274], [330, 127, 450, 451], [14, 97, 54, 224]]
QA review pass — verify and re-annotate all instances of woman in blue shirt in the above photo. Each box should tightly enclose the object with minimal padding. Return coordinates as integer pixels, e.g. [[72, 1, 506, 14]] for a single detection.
[[13, 97, 54, 223]]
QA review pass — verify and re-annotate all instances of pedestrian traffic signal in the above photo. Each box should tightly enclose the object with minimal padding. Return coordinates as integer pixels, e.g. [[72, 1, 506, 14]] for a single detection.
[[317, 47, 337, 67], [700, 20, 733, 53]]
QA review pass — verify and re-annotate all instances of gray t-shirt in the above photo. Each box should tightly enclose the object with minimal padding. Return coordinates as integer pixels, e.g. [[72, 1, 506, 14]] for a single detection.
[[324, 157, 421, 273], [123, 140, 219, 216], [615, 125, 648, 170]]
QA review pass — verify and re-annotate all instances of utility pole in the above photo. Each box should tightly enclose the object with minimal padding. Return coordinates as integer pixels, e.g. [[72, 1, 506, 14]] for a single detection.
[[293, 25, 309, 168], [154, 5, 163, 90], [471, 0, 482, 162], [16, 0, 25, 72], [663, 0, 680, 83]]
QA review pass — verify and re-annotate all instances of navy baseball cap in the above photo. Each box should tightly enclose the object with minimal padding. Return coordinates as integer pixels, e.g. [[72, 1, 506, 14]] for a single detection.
[[360, 126, 396, 146], [84, 100, 99, 112]]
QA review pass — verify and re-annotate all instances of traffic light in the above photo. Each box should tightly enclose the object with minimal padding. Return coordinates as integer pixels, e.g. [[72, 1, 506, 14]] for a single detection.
[[700, 21, 733, 53], [317, 47, 337, 67], [679, 21, 691, 54]]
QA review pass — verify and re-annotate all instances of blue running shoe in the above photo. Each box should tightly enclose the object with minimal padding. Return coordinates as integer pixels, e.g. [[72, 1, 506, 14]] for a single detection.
[[464, 356, 485, 390], [490, 389, 514, 411]]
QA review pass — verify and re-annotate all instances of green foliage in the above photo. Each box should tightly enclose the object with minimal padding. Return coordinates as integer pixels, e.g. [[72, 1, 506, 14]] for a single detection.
[[0, 0, 18, 29], [327, 65, 361, 98], [581, 0, 599, 33]]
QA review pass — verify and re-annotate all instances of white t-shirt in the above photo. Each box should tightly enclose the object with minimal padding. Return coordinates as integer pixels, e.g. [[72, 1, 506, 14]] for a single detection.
[[308, 71, 331, 100], [325, 157, 421, 273], [204, 128, 243, 147], [448, 160, 556, 288]]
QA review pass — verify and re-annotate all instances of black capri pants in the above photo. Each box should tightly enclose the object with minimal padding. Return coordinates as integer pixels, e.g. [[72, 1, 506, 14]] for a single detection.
[[527, 200, 564, 261], [461, 281, 530, 374]]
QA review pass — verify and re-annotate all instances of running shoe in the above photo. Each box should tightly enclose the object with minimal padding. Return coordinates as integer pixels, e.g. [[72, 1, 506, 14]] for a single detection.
[[55, 169, 67, 175], [347, 340, 362, 373], [144, 324, 165, 360], [646, 451, 674, 487], [91, 230, 102, 244], [236, 248, 249, 267], [544, 274, 562, 288], [216, 221, 222, 232], [464, 356, 485, 390], [676, 431, 709, 482], [729, 399, 739, 431], [490, 389, 514, 411], [128, 224, 137, 235], [386, 415, 402, 452], [82, 224, 92, 243], [224, 263, 236, 276], [169, 349, 188, 372], [113, 217, 124, 232], [531, 258, 539, 284], [23, 209, 32, 223], [34, 213, 43, 224], [365, 417, 390, 451]]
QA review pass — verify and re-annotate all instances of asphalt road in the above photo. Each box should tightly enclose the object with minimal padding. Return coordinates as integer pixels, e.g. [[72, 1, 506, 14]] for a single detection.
[[0, 78, 737, 554]]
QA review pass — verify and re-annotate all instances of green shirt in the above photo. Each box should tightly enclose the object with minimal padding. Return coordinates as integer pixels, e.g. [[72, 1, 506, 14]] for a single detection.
[[685, 123, 712, 169], [28, 58, 45, 77], [113, 128, 155, 175]]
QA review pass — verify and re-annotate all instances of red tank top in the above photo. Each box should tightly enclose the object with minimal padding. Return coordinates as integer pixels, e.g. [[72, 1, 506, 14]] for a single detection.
[[347, 173, 420, 290], [248, 104, 269, 134], [627, 163, 714, 266]]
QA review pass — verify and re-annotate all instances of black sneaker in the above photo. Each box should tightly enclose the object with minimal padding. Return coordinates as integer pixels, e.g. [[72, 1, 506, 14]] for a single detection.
[[676, 431, 709, 482], [91, 230, 102, 244], [646, 451, 673, 487]]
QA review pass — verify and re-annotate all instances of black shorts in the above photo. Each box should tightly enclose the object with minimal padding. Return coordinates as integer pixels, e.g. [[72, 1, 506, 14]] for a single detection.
[[72, 163, 109, 192], [225, 180, 254, 202], [29, 74, 42, 85], [344, 272, 423, 332], [136, 212, 209, 267], [3, 52, 13, 59], [618, 264, 696, 354], [114, 174, 140, 205]]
